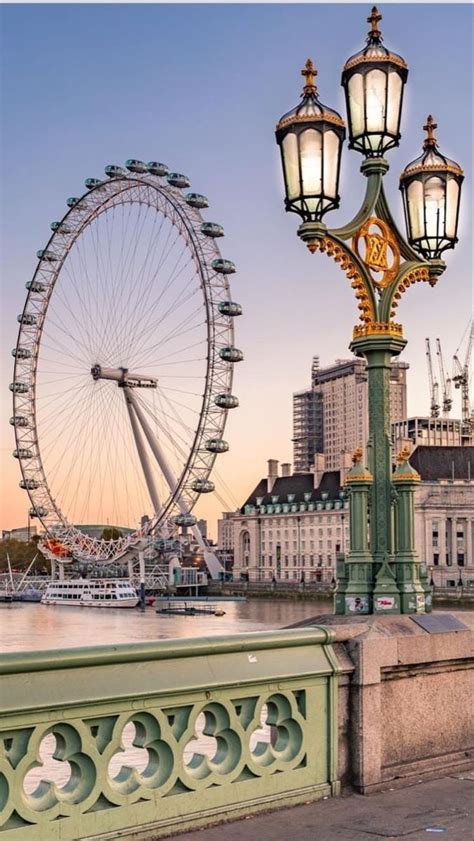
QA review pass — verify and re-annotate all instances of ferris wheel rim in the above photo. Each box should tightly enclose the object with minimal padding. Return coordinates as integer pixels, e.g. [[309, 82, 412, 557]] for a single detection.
[[11, 167, 240, 562]]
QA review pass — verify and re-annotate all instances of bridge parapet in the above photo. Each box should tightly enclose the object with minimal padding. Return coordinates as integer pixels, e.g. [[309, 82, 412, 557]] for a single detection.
[[0, 628, 340, 840]]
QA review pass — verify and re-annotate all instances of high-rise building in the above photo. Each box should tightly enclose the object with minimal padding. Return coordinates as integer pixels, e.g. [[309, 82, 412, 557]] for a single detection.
[[293, 356, 408, 472]]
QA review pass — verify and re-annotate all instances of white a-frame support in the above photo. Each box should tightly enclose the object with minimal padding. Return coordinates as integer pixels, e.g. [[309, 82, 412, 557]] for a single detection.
[[122, 386, 224, 580]]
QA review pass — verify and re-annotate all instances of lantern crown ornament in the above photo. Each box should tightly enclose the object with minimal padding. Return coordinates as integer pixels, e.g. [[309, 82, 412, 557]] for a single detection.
[[399, 116, 464, 260], [341, 6, 408, 157], [275, 59, 345, 223]]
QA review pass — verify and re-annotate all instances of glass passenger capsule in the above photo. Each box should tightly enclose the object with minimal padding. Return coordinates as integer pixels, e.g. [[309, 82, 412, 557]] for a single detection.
[[105, 164, 126, 178], [50, 221, 72, 233], [66, 197, 82, 207], [11, 347, 32, 360], [26, 280, 47, 293], [201, 222, 224, 238], [9, 382, 29, 394], [214, 393, 239, 409], [29, 506, 48, 518], [17, 313, 37, 326], [205, 438, 229, 453], [13, 448, 33, 459], [147, 161, 169, 176], [125, 160, 147, 173], [191, 478, 215, 494], [10, 416, 29, 427], [211, 259, 236, 274], [20, 478, 39, 490], [173, 513, 198, 527], [84, 178, 104, 189], [219, 346, 244, 363], [167, 172, 191, 188], [36, 249, 57, 261], [218, 300, 243, 317], [185, 192, 209, 209]]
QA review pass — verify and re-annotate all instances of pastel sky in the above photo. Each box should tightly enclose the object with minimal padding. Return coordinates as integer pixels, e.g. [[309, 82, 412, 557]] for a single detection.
[[1, 3, 472, 539]]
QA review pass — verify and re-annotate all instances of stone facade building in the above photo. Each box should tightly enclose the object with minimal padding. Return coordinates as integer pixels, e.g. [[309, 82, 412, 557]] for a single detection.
[[220, 447, 473, 586], [293, 357, 408, 473], [411, 447, 474, 586]]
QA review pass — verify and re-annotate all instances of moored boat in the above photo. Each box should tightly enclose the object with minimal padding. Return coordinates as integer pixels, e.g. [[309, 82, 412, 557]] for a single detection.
[[41, 579, 138, 608]]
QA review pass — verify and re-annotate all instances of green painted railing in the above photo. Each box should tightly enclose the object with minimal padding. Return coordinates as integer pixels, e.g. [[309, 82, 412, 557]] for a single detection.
[[0, 628, 340, 840]]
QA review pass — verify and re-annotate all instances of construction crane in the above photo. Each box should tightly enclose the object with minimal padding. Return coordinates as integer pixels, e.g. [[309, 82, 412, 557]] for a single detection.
[[436, 338, 452, 415], [425, 338, 440, 418], [453, 321, 473, 425]]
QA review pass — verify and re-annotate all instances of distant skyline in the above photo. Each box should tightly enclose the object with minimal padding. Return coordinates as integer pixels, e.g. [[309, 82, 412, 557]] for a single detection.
[[1, 3, 472, 538]]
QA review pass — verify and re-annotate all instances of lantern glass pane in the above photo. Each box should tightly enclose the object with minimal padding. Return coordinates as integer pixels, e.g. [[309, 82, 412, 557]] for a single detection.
[[407, 179, 424, 240], [282, 132, 300, 200], [300, 128, 322, 198], [323, 130, 340, 200], [365, 69, 387, 134], [424, 176, 446, 242], [386, 71, 402, 135], [348, 73, 365, 137], [445, 177, 459, 239]]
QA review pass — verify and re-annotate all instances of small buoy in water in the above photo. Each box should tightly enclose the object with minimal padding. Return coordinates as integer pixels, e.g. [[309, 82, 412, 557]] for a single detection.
[[214, 609, 226, 616]]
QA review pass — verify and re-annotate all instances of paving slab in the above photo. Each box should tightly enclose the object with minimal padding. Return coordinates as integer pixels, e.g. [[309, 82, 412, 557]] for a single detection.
[[165, 776, 473, 841]]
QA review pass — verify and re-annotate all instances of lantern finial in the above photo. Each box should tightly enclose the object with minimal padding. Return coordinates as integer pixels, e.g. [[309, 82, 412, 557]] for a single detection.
[[301, 59, 318, 96], [367, 6, 383, 41], [423, 115, 438, 149]]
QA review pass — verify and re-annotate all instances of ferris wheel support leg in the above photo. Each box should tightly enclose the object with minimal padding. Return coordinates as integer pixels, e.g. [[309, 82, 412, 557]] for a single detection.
[[125, 388, 225, 580], [122, 387, 162, 518]]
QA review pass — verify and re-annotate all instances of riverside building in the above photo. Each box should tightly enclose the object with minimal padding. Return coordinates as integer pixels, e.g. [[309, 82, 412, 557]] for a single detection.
[[221, 448, 473, 585], [293, 356, 408, 473]]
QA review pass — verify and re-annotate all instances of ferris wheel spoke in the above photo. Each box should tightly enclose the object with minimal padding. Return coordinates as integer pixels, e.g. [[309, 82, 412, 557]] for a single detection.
[[119, 218, 186, 342], [132, 308, 206, 372], [50, 270, 100, 358], [126, 249, 196, 357]]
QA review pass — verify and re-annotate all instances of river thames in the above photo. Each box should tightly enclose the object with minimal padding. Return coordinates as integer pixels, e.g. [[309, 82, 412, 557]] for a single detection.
[[1, 598, 472, 652], [0, 598, 335, 651]]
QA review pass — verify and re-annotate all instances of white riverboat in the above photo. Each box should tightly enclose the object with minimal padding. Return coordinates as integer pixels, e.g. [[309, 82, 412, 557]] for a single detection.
[[41, 579, 139, 608]]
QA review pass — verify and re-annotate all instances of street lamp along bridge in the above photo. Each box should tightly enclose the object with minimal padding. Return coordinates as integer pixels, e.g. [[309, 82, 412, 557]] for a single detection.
[[275, 7, 464, 615]]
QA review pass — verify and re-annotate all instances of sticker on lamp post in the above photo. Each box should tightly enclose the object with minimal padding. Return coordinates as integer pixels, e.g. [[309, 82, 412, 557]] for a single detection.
[[346, 596, 368, 613], [376, 596, 395, 610]]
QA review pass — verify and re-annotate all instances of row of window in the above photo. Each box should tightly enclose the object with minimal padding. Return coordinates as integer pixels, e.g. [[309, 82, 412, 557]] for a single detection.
[[259, 555, 333, 567]]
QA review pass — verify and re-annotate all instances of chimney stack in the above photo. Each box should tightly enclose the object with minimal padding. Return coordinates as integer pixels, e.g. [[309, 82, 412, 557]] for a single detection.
[[267, 459, 279, 493], [281, 463, 292, 477], [313, 453, 325, 489], [339, 451, 353, 484]]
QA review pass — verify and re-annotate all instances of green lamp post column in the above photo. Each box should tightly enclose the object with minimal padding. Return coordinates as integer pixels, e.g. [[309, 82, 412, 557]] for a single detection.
[[336, 448, 374, 615], [392, 447, 431, 613]]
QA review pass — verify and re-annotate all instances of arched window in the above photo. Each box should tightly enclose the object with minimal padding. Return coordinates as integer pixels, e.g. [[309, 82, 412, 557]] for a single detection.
[[241, 530, 251, 567]]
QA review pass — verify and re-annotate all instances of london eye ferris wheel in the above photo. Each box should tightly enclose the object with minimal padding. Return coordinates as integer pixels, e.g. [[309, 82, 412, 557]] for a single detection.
[[10, 159, 242, 568]]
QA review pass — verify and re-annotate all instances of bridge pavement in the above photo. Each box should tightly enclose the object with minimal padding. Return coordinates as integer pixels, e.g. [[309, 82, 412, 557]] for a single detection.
[[171, 774, 473, 841]]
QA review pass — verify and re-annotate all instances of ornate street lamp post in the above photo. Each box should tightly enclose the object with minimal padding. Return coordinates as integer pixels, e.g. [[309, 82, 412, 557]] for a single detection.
[[275, 7, 464, 615]]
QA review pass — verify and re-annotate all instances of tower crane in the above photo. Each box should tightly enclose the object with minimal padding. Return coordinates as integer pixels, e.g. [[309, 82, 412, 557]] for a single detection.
[[453, 321, 473, 425], [436, 338, 452, 415], [425, 339, 440, 418]]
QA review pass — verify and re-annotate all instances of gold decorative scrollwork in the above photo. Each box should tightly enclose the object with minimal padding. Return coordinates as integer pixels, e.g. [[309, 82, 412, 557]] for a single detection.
[[307, 236, 376, 324], [389, 266, 430, 317], [353, 217, 400, 289]]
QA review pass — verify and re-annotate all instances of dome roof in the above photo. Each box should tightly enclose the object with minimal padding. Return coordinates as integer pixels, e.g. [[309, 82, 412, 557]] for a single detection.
[[342, 6, 408, 74], [400, 116, 464, 182], [276, 59, 345, 133]]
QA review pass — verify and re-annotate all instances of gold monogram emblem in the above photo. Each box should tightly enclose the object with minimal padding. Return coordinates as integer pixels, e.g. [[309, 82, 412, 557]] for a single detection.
[[353, 217, 400, 289]]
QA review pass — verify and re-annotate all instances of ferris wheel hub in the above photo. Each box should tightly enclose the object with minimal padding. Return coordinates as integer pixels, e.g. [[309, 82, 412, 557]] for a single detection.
[[90, 365, 158, 388]]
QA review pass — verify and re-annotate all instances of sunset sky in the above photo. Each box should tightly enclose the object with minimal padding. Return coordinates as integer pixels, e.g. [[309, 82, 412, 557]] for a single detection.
[[1, 3, 472, 539]]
